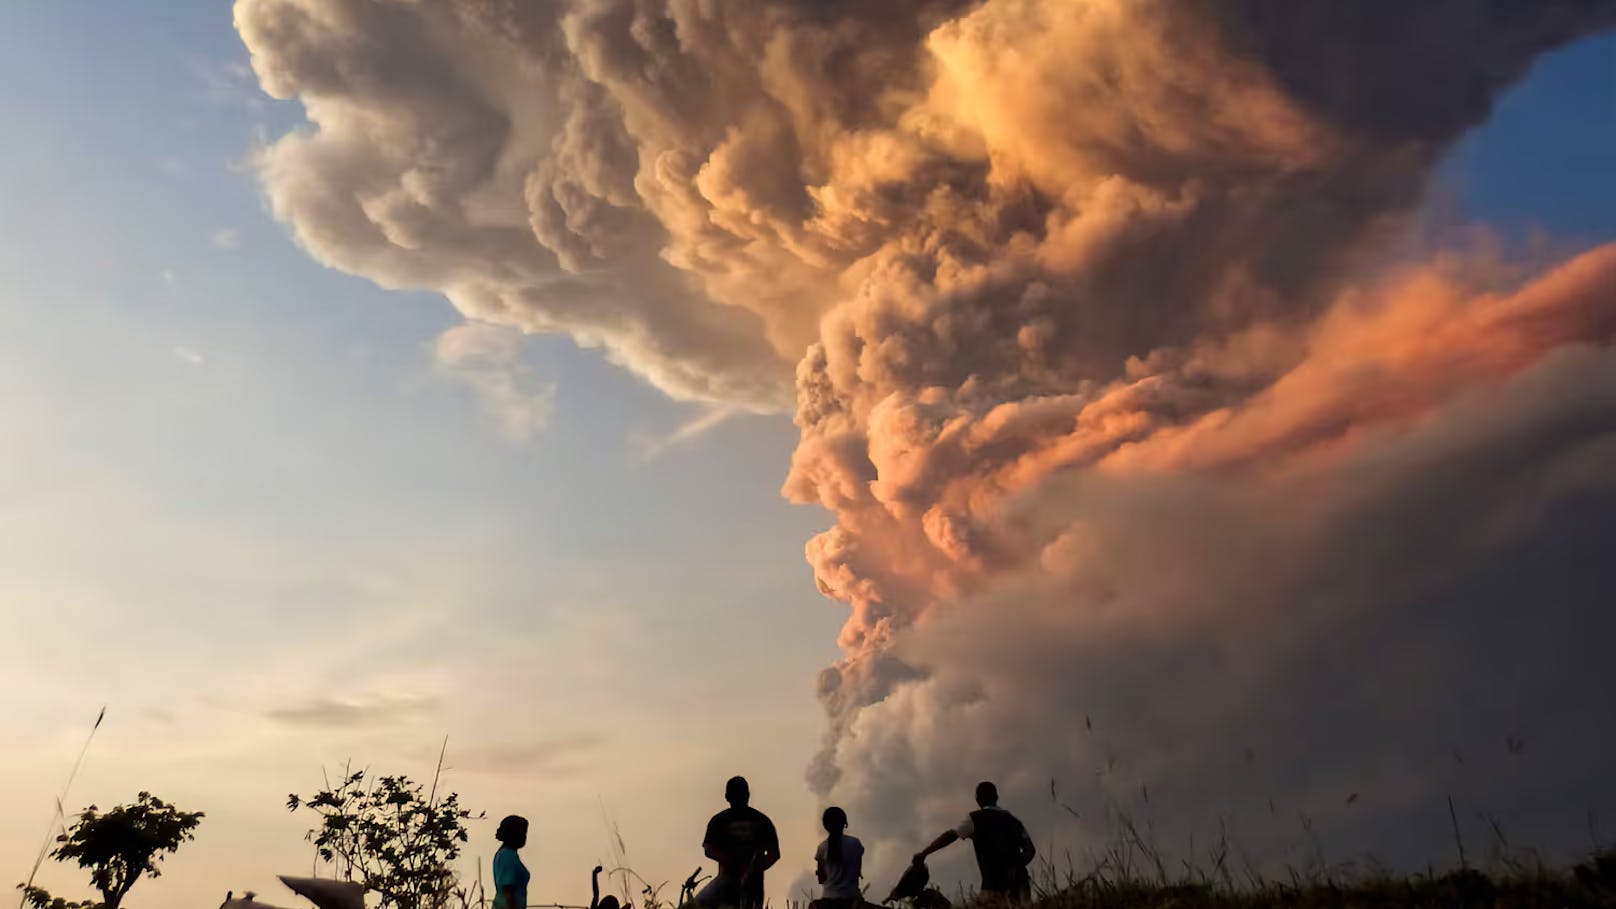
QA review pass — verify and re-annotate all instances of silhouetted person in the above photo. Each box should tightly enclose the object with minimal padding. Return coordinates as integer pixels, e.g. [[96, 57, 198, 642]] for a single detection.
[[812, 806, 864, 909], [697, 776, 780, 909], [912, 782, 1035, 902], [494, 815, 532, 909], [592, 865, 624, 909]]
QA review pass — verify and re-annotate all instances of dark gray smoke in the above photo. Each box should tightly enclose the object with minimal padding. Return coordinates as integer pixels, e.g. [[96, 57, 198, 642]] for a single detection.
[[236, 0, 1616, 885]]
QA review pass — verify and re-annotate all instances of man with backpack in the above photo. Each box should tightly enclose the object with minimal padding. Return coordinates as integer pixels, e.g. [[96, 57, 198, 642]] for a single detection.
[[912, 781, 1035, 902]]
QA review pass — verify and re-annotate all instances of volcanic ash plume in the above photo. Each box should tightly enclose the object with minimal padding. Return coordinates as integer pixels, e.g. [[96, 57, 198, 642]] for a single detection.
[[237, 0, 1616, 871]]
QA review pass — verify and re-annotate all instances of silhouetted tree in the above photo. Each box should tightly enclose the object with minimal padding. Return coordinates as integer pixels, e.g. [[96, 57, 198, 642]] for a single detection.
[[289, 767, 479, 909], [47, 792, 203, 909]]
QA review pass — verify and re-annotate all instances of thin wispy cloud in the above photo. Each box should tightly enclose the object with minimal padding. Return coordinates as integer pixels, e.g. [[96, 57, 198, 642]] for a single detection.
[[418, 733, 608, 777], [210, 227, 240, 250], [432, 322, 555, 443], [630, 407, 736, 464], [264, 694, 440, 729], [171, 345, 205, 366], [187, 56, 267, 110]]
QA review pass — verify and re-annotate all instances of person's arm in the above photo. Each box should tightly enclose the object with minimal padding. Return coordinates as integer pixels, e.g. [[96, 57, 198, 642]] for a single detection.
[[591, 865, 603, 909], [702, 816, 726, 865], [1018, 827, 1037, 866], [815, 844, 827, 884], [758, 818, 781, 871], [913, 830, 958, 864]]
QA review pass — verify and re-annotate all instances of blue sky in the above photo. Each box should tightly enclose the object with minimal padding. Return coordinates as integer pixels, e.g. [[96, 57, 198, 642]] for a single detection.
[[1, 3, 1612, 907], [1, 2, 844, 903], [1438, 33, 1616, 241]]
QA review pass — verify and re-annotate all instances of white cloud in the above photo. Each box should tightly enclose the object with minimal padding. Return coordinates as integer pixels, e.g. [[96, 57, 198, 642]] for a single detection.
[[211, 227, 241, 250], [432, 322, 555, 442], [172, 345, 206, 366], [188, 56, 267, 108]]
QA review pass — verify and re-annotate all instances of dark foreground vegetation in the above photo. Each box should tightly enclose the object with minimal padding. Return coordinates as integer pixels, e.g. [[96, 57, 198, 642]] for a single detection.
[[994, 850, 1616, 908], [19, 738, 1616, 909]]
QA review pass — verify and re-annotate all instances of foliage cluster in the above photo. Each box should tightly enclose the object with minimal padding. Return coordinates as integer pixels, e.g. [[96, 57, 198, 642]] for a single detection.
[[15, 884, 102, 909], [287, 766, 482, 909], [31, 792, 203, 909]]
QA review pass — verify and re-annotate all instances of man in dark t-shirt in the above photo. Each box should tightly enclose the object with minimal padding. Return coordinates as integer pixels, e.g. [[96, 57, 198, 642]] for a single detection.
[[698, 776, 780, 909], [913, 781, 1035, 901]]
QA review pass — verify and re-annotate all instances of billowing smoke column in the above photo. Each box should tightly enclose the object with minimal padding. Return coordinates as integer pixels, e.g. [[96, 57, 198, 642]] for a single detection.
[[238, 0, 1616, 877]]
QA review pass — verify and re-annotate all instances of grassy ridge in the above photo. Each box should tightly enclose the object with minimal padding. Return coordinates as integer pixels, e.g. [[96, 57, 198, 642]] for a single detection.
[[884, 849, 1616, 909], [1019, 853, 1616, 907]]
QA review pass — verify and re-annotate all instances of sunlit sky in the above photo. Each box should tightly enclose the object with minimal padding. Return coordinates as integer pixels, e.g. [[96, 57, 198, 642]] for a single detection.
[[2, 4, 1612, 908]]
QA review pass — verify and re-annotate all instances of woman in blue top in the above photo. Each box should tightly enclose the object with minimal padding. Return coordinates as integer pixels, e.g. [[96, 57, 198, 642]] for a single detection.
[[493, 815, 531, 909]]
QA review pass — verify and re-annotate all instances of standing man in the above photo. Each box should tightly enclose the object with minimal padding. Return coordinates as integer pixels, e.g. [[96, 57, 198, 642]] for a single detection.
[[698, 776, 780, 909], [913, 782, 1036, 902]]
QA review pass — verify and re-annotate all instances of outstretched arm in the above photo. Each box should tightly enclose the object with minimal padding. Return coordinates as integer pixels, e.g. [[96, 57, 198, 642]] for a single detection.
[[913, 830, 958, 864], [592, 865, 603, 909]]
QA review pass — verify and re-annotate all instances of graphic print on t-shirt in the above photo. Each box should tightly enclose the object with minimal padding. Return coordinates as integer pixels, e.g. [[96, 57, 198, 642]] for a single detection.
[[705, 805, 778, 871]]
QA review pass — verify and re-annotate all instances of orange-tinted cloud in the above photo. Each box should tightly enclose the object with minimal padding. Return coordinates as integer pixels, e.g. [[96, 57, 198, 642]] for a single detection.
[[238, 0, 1616, 873]]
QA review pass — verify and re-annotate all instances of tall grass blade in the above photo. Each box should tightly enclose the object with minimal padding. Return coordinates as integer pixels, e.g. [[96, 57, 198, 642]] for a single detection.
[[19, 705, 106, 909]]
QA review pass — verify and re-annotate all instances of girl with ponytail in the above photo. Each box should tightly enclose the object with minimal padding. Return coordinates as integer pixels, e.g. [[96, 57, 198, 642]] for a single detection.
[[813, 807, 864, 909]]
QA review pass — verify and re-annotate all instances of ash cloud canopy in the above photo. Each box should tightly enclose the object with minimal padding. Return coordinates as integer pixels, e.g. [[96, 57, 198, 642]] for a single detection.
[[237, 0, 1616, 878]]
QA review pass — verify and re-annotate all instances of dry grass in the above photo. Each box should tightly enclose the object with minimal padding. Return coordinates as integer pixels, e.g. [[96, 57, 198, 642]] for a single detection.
[[892, 808, 1616, 909], [777, 790, 1616, 909], [1004, 850, 1616, 908]]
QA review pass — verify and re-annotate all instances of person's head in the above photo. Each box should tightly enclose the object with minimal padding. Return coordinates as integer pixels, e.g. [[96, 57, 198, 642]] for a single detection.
[[496, 815, 529, 849], [822, 805, 848, 861], [975, 781, 999, 808], [725, 775, 750, 807], [822, 806, 847, 835], [599, 896, 621, 909]]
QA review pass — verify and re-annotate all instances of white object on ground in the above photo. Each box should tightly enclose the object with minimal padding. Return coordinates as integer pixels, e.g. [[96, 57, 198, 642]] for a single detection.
[[278, 876, 367, 909]]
